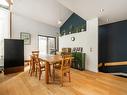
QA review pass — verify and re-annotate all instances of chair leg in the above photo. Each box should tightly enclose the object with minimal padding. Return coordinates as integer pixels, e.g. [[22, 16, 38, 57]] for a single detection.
[[29, 67, 31, 75], [49, 65, 52, 77], [35, 68, 37, 77], [29, 67, 30, 74], [31, 67, 35, 76], [69, 71, 71, 82], [52, 65, 55, 82], [30, 68, 33, 76], [29, 70, 31, 76], [39, 70, 42, 80], [60, 72, 63, 86]]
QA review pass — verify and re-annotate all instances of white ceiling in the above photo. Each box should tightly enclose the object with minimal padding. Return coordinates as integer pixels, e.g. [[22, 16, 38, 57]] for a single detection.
[[57, 0, 127, 25], [13, 0, 73, 27]]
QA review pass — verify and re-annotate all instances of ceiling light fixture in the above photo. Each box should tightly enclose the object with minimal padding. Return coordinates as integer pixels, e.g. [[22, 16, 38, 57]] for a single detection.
[[100, 9, 104, 13], [99, 9, 104, 17], [57, 20, 62, 25]]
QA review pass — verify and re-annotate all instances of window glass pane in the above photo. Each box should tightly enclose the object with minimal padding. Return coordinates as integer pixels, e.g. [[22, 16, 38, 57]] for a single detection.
[[39, 36, 56, 56], [48, 38, 55, 54], [0, 7, 10, 59], [0, 0, 9, 6], [39, 36, 47, 56]]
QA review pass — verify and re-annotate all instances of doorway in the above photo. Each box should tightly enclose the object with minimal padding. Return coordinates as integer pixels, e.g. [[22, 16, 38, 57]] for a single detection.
[[38, 35, 56, 55]]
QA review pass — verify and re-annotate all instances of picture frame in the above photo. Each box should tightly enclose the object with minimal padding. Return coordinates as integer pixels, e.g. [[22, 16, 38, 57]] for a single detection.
[[20, 32, 31, 45]]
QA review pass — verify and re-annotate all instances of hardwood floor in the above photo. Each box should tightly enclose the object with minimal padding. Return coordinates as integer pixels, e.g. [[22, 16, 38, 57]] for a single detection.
[[0, 68, 127, 95]]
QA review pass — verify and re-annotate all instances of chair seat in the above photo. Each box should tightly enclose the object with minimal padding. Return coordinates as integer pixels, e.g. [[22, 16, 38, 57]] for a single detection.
[[36, 63, 45, 69], [40, 62, 45, 67], [54, 63, 61, 67], [62, 66, 70, 70]]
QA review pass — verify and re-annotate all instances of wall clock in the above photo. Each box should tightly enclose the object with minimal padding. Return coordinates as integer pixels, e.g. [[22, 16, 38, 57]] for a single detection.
[[71, 37, 75, 41]]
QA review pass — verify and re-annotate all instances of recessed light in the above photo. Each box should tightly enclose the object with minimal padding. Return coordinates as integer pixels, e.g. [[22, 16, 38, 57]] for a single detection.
[[57, 20, 62, 25], [100, 9, 104, 12]]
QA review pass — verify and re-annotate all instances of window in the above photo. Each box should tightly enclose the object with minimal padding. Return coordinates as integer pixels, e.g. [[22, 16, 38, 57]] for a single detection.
[[0, 0, 9, 6], [38, 35, 56, 56], [0, 0, 10, 59]]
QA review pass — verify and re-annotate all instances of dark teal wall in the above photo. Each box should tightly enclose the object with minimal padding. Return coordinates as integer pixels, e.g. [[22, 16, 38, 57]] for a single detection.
[[99, 20, 127, 63], [60, 13, 86, 36], [99, 20, 127, 73]]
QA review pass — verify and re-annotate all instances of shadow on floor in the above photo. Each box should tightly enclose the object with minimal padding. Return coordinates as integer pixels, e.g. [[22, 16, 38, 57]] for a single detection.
[[0, 71, 21, 83]]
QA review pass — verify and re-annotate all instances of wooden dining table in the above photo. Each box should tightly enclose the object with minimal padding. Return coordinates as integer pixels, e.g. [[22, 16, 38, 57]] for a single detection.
[[40, 55, 63, 84]]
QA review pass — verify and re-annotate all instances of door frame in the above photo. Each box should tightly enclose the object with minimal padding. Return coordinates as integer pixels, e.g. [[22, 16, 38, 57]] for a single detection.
[[38, 35, 57, 54]]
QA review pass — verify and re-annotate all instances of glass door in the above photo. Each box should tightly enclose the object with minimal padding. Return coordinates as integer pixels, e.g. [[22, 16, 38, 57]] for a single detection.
[[38, 35, 56, 56], [48, 37, 56, 54], [39, 36, 47, 56]]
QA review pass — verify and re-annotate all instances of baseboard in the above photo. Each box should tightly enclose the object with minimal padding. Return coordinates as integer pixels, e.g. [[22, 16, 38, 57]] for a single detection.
[[4, 66, 24, 74]]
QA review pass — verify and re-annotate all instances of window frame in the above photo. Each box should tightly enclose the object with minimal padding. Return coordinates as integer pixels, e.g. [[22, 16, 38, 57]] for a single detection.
[[38, 35, 57, 55], [0, 0, 9, 9]]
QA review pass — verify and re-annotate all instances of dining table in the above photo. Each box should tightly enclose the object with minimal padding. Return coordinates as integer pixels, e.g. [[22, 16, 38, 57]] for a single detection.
[[40, 55, 63, 84]]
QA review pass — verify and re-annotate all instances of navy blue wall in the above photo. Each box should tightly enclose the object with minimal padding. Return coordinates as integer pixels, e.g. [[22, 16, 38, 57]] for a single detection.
[[60, 13, 86, 36], [99, 20, 127, 63]]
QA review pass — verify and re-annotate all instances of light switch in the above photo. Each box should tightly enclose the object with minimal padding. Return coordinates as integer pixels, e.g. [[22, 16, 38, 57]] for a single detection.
[[90, 48, 92, 52]]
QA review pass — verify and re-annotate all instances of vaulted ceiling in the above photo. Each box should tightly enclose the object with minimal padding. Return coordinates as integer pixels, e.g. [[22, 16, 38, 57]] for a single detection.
[[13, 0, 73, 27], [13, 0, 127, 27], [57, 0, 127, 25]]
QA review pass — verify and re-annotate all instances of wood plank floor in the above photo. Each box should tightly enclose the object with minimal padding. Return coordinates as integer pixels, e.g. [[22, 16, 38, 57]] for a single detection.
[[0, 68, 127, 95]]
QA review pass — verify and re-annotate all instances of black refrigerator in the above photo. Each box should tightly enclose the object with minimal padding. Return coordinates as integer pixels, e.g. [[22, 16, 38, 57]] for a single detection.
[[4, 39, 24, 74]]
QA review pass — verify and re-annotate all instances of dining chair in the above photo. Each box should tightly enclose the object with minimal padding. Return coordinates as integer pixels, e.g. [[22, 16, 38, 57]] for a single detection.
[[33, 54, 45, 80], [29, 55, 35, 76], [29, 51, 40, 77], [53, 56, 72, 86]]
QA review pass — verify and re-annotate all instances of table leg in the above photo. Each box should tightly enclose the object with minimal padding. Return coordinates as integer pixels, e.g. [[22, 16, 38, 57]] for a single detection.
[[45, 62, 50, 84]]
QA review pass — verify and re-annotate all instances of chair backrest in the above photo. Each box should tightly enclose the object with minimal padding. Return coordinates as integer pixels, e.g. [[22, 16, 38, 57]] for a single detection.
[[32, 51, 39, 55], [62, 54, 72, 58], [29, 55, 35, 71], [61, 57, 72, 70], [32, 53, 41, 68]]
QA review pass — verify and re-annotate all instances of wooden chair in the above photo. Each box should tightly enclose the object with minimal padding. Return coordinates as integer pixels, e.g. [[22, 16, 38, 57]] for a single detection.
[[29, 55, 35, 76], [33, 54, 45, 80], [29, 51, 40, 77], [53, 54, 72, 71], [53, 56, 72, 86]]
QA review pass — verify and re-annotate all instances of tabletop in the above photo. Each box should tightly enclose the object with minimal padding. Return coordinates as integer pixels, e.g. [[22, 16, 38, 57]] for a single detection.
[[40, 55, 63, 64]]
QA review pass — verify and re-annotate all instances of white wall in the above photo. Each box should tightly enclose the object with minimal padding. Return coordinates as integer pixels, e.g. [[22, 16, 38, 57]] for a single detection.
[[12, 13, 59, 60], [0, 8, 10, 59], [59, 18, 98, 72]]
